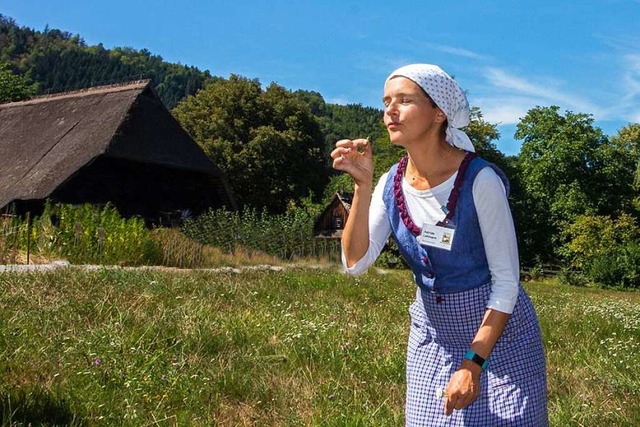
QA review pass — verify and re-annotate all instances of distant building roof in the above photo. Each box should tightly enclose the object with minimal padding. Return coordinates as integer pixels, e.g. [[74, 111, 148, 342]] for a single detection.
[[0, 80, 236, 216]]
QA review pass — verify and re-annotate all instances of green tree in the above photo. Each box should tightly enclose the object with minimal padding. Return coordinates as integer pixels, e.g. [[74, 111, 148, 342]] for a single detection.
[[0, 62, 35, 102], [561, 213, 639, 270], [173, 75, 327, 213], [514, 106, 632, 263], [293, 89, 328, 116], [561, 213, 640, 288], [609, 124, 640, 211]]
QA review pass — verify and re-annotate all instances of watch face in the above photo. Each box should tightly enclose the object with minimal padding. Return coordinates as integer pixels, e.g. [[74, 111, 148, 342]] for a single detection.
[[465, 350, 487, 371]]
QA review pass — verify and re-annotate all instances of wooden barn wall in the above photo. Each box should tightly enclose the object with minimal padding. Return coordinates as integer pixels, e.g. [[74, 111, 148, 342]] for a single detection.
[[50, 156, 228, 220]]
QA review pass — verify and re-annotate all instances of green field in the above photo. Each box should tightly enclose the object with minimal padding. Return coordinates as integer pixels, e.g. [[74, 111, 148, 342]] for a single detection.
[[0, 266, 638, 426]]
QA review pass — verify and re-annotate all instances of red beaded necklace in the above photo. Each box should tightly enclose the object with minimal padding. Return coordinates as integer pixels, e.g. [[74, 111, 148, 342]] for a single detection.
[[393, 152, 477, 236]]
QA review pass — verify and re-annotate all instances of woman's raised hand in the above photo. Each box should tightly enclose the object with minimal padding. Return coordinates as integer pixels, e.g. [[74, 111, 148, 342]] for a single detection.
[[330, 138, 374, 187]]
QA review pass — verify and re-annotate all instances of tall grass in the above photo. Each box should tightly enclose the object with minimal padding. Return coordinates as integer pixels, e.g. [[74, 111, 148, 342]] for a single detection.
[[0, 214, 20, 264], [1, 203, 161, 266], [182, 207, 342, 262], [0, 268, 637, 426], [532, 281, 640, 426], [43, 203, 159, 265], [2, 203, 342, 267]]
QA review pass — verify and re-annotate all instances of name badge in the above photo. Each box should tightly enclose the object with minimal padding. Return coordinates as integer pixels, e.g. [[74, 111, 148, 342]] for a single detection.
[[417, 223, 455, 251]]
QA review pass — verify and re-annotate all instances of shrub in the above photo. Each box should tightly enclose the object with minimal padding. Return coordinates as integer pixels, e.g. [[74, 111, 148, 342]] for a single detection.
[[9, 202, 162, 265], [561, 213, 639, 270], [182, 206, 336, 261], [526, 264, 545, 281], [587, 242, 640, 289], [557, 267, 589, 287], [45, 203, 160, 265], [561, 213, 640, 289]]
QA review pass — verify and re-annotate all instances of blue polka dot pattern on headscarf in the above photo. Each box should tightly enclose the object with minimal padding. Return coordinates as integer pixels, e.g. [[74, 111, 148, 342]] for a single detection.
[[386, 64, 474, 152]]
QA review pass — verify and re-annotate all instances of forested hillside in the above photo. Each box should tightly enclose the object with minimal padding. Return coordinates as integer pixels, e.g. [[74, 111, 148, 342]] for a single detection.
[[0, 14, 215, 109]]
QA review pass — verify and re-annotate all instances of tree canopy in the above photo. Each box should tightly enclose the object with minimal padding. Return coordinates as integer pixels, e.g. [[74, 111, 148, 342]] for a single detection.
[[173, 75, 327, 213], [0, 62, 36, 102], [514, 106, 639, 262]]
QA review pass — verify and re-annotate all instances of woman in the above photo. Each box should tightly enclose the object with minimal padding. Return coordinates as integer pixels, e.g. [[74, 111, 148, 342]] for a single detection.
[[331, 64, 547, 426]]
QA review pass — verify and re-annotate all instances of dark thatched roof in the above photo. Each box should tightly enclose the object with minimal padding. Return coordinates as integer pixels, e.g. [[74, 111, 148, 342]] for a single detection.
[[0, 80, 236, 216]]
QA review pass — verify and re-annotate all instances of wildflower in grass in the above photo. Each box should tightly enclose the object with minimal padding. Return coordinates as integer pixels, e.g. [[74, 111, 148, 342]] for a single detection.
[[93, 357, 102, 366]]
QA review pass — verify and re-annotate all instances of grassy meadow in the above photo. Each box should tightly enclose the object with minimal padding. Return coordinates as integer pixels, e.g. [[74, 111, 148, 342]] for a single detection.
[[0, 266, 638, 426]]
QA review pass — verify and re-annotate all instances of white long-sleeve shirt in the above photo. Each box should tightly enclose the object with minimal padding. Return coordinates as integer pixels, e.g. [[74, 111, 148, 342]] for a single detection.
[[342, 167, 519, 314]]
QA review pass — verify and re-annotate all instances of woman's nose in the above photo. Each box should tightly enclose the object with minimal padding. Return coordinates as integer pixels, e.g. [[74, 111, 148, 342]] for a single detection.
[[385, 102, 398, 116]]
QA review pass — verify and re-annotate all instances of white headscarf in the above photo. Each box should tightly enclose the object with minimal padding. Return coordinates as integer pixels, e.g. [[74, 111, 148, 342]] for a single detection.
[[386, 63, 474, 152]]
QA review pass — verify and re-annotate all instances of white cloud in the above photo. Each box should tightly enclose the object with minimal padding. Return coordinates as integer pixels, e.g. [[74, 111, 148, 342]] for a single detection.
[[468, 60, 640, 129], [403, 37, 488, 60], [471, 96, 540, 125], [621, 54, 640, 101], [352, 53, 414, 77], [423, 42, 487, 60], [587, 35, 640, 123], [483, 67, 601, 116], [327, 96, 352, 105], [604, 54, 640, 123], [596, 33, 640, 51]]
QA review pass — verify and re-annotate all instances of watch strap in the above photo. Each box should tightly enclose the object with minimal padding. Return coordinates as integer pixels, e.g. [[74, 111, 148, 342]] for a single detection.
[[464, 350, 489, 372]]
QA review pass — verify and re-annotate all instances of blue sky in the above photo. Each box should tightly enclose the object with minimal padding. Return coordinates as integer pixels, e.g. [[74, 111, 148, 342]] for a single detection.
[[2, 0, 639, 155]]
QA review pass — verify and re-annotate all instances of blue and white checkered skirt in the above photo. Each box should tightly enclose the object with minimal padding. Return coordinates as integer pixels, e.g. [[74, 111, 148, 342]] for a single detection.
[[405, 283, 548, 426]]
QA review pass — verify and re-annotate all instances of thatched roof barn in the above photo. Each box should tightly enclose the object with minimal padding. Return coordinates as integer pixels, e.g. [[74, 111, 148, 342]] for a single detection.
[[313, 192, 352, 239], [0, 80, 236, 221]]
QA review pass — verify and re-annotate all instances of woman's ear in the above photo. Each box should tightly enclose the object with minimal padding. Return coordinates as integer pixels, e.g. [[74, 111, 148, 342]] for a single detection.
[[435, 108, 447, 124]]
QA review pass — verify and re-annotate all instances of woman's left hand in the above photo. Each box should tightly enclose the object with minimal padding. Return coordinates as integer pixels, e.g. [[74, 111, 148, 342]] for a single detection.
[[444, 362, 481, 416]]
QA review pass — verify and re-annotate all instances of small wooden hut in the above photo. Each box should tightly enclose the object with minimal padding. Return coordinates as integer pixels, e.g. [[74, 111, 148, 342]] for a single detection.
[[0, 80, 236, 221], [313, 192, 352, 239]]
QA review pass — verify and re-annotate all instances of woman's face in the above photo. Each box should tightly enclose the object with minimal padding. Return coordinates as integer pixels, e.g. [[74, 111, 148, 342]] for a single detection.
[[383, 77, 445, 147]]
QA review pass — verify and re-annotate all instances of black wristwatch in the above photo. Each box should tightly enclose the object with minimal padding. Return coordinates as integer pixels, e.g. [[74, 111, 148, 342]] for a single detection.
[[464, 350, 489, 372]]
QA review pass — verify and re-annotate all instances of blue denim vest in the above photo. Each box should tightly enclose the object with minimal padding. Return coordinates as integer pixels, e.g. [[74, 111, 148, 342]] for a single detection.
[[382, 155, 510, 294]]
